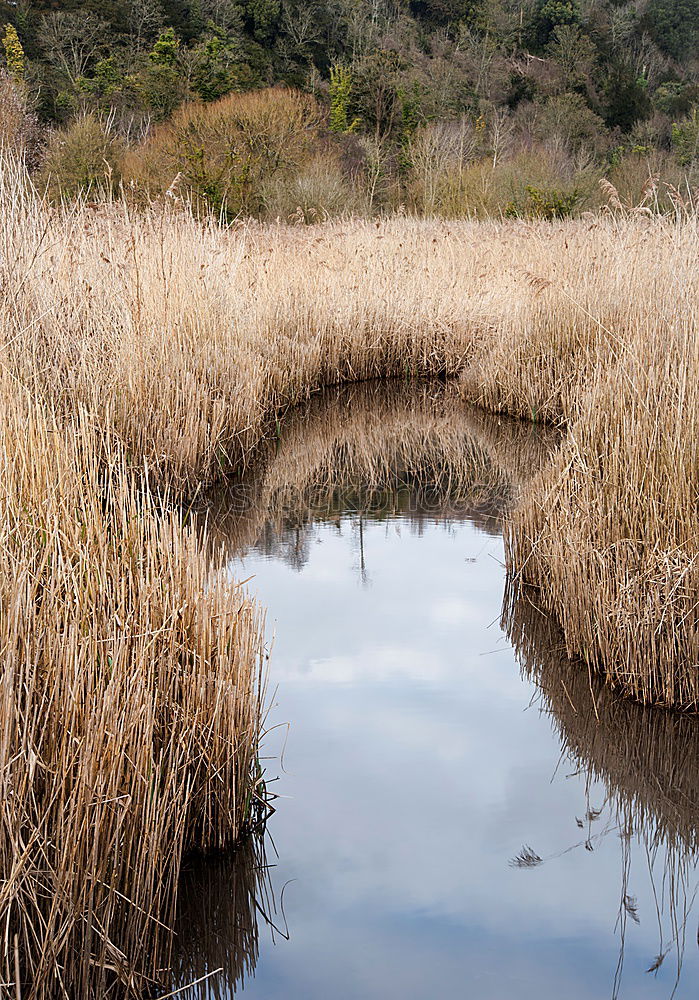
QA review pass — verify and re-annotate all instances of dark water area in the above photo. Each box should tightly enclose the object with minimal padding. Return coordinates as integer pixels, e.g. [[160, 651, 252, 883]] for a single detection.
[[172, 382, 699, 1000]]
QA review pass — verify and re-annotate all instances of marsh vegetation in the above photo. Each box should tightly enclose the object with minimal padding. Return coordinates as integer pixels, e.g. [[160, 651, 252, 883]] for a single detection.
[[1, 145, 698, 995], [172, 383, 699, 1000]]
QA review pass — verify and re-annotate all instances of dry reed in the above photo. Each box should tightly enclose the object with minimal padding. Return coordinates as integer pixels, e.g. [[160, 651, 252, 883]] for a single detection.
[[2, 149, 699, 994]]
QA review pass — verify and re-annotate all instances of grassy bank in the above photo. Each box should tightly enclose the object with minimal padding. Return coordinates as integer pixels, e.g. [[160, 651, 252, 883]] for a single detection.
[[1, 153, 698, 993], [0, 388, 265, 996]]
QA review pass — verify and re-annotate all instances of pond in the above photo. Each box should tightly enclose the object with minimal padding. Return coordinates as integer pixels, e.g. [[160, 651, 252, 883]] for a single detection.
[[172, 381, 699, 1000]]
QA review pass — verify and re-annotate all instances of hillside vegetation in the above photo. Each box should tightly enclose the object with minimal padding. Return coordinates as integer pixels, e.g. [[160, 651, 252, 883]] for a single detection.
[[5, 0, 699, 216]]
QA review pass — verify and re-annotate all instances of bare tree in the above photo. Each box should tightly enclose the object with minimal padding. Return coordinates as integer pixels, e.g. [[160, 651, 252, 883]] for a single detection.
[[547, 24, 596, 90], [281, 0, 323, 53], [128, 0, 164, 50], [488, 106, 514, 166], [39, 12, 107, 85], [198, 0, 245, 32], [407, 118, 478, 213]]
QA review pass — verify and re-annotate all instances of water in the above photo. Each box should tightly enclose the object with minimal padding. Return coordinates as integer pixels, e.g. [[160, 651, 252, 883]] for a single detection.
[[173, 382, 699, 1000]]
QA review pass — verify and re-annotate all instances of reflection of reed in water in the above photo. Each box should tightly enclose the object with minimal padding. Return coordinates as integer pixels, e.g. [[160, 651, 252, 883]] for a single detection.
[[169, 836, 274, 1000], [173, 380, 559, 995], [504, 581, 699, 991], [199, 380, 560, 566]]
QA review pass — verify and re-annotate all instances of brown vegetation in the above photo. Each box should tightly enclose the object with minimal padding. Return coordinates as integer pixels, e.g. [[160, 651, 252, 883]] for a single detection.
[[0, 159, 266, 998], [2, 149, 698, 994], [30, 82, 698, 223]]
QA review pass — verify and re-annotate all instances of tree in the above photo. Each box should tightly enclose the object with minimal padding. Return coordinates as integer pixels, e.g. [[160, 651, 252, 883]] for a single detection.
[[547, 24, 595, 92], [191, 24, 243, 101], [150, 26, 180, 66], [38, 12, 107, 86], [671, 109, 699, 166], [643, 0, 699, 61], [198, 0, 245, 32], [40, 113, 123, 198], [409, 0, 477, 26], [2, 24, 25, 82], [128, 0, 165, 51], [604, 64, 651, 131], [354, 48, 404, 140], [536, 91, 606, 153], [280, 0, 322, 58], [530, 0, 581, 49], [141, 27, 186, 118], [243, 0, 281, 41], [329, 62, 359, 132]]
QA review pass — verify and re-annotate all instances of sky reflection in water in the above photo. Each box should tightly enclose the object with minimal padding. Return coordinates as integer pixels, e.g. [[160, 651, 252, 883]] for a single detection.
[[175, 384, 699, 1000]]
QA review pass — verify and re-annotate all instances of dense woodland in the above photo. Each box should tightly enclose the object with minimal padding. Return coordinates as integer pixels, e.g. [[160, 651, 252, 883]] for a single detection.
[[2, 0, 699, 215]]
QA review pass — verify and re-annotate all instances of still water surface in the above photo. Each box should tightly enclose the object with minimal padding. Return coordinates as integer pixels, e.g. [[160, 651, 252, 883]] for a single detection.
[[175, 383, 699, 1000]]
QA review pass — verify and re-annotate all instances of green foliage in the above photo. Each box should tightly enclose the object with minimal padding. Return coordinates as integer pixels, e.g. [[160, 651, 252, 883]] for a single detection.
[[506, 184, 580, 219], [143, 29, 185, 118], [244, 0, 281, 41], [192, 24, 243, 102], [604, 66, 651, 132], [531, 0, 581, 48], [654, 82, 699, 118], [671, 110, 699, 166], [142, 64, 184, 119], [399, 81, 424, 142], [40, 113, 123, 199], [78, 57, 125, 104], [10, 0, 699, 215], [329, 63, 359, 133], [150, 27, 179, 66], [409, 0, 477, 26], [643, 0, 699, 61], [353, 48, 404, 140], [2, 23, 24, 81]]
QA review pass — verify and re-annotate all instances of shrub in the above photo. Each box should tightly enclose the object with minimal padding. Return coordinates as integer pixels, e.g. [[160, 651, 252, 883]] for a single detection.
[[671, 108, 699, 166], [1, 23, 24, 81], [404, 119, 480, 215], [534, 92, 607, 156], [505, 183, 580, 218], [39, 113, 123, 200], [404, 146, 593, 218], [0, 70, 41, 165], [124, 87, 324, 217], [260, 150, 366, 221]]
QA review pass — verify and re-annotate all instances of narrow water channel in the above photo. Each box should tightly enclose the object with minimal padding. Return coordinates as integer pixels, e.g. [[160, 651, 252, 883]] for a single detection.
[[172, 382, 699, 1000]]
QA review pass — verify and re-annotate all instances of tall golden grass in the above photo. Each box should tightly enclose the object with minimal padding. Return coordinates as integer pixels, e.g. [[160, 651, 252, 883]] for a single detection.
[[2, 150, 698, 993], [0, 160, 267, 997], [472, 217, 699, 706], [0, 389, 266, 997]]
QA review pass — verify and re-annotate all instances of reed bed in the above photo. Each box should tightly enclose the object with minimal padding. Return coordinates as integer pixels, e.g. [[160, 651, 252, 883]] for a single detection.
[[0, 387, 265, 997], [14, 171, 688, 707], [478, 222, 699, 707], [2, 149, 699, 994]]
